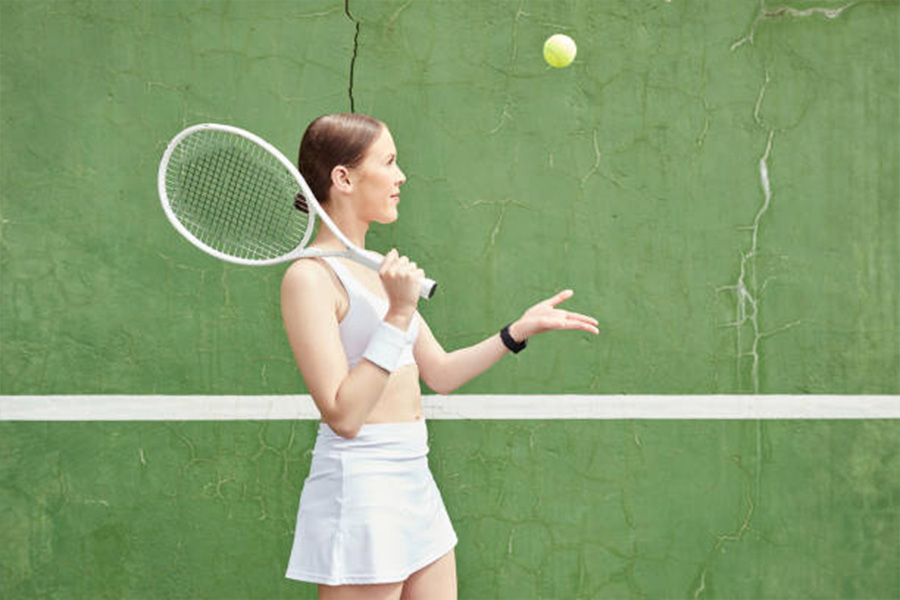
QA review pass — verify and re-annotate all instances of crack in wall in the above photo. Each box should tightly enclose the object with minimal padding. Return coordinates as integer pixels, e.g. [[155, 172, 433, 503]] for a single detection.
[[344, 0, 360, 112], [731, 0, 862, 51], [459, 197, 529, 253], [718, 69, 803, 393], [489, 0, 528, 135], [692, 447, 760, 599], [717, 70, 775, 393], [580, 130, 602, 186]]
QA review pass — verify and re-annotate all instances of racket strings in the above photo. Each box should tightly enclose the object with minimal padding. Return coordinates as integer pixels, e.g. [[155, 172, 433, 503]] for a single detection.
[[193, 134, 299, 258], [165, 129, 310, 261]]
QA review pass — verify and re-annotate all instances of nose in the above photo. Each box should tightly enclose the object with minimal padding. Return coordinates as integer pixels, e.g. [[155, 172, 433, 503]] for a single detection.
[[396, 164, 406, 186]]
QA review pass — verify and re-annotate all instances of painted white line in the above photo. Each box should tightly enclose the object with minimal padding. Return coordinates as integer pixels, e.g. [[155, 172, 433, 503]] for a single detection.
[[0, 395, 897, 421]]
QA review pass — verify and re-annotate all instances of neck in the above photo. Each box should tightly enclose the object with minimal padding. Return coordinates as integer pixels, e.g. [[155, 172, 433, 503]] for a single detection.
[[314, 201, 369, 249]]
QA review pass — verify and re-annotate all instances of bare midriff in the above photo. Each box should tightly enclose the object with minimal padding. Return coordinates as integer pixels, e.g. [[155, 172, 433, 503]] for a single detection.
[[363, 365, 425, 423], [332, 258, 425, 424]]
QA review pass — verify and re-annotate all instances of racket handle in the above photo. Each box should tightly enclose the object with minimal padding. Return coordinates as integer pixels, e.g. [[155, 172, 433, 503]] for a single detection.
[[420, 277, 438, 300], [355, 249, 438, 300]]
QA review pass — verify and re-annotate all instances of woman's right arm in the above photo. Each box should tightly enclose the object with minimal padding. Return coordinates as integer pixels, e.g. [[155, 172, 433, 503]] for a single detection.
[[281, 260, 390, 438], [280, 252, 422, 439]]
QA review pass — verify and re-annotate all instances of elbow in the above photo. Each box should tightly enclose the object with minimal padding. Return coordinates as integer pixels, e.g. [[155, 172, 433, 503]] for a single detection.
[[323, 413, 362, 439], [420, 357, 458, 396], [331, 422, 361, 440], [317, 397, 363, 439], [427, 378, 456, 396]]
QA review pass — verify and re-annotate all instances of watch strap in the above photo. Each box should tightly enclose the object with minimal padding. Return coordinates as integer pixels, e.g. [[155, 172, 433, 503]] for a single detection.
[[500, 324, 527, 353]]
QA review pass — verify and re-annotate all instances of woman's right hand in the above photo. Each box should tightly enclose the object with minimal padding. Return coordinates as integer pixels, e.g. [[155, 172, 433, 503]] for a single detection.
[[379, 249, 423, 329]]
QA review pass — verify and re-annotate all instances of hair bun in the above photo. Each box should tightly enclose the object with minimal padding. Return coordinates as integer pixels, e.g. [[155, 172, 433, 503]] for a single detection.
[[293, 193, 309, 213]]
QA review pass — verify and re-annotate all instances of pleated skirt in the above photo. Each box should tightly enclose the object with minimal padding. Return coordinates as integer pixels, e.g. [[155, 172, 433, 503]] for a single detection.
[[285, 420, 458, 586]]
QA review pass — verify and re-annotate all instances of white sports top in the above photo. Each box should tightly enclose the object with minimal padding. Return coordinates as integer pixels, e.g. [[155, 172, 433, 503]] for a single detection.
[[321, 257, 420, 370]]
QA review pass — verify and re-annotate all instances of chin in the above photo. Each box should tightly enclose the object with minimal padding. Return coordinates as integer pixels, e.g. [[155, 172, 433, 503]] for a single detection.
[[376, 209, 399, 224]]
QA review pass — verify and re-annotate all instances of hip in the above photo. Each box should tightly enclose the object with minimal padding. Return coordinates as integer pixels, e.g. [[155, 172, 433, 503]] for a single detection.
[[300, 420, 436, 516]]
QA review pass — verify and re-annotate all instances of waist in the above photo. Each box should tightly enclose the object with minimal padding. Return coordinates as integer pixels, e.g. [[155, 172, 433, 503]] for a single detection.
[[361, 369, 423, 421], [314, 420, 429, 459]]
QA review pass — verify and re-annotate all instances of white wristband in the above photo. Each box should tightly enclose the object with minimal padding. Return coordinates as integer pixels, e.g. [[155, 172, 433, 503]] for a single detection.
[[363, 321, 413, 373]]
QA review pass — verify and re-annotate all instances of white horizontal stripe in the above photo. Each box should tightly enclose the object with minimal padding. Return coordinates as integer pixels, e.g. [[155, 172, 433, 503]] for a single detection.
[[0, 395, 897, 421]]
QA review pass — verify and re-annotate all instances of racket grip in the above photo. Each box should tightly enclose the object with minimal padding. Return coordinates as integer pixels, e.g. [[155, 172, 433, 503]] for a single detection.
[[420, 277, 438, 300], [353, 249, 437, 299]]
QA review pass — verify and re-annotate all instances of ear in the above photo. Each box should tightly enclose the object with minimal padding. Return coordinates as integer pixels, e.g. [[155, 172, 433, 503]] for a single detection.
[[330, 165, 353, 194]]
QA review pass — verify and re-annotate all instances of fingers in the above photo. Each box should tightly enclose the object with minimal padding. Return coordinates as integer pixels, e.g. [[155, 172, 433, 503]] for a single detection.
[[546, 289, 575, 307], [536, 312, 598, 334], [524, 290, 599, 336], [559, 311, 600, 334], [380, 249, 421, 277], [379, 248, 400, 273], [379, 249, 424, 313], [561, 310, 599, 327]]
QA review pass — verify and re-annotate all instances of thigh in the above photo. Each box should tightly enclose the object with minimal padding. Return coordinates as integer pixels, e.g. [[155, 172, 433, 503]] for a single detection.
[[319, 582, 403, 600], [400, 549, 457, 600]]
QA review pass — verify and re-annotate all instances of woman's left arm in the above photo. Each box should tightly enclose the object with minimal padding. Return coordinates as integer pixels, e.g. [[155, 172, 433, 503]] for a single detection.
[[415, 289, 598, 395]]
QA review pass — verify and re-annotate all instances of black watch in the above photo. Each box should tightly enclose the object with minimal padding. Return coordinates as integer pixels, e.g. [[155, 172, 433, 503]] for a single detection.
[[500, 324, 527, 353]]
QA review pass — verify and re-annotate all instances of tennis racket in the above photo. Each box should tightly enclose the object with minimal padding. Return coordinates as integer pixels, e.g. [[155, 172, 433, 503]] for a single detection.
[[157, 123, 437, 299]]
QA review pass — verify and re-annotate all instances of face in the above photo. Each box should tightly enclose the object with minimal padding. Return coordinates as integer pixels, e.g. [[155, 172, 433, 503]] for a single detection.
[[349, 127, 406, 224]]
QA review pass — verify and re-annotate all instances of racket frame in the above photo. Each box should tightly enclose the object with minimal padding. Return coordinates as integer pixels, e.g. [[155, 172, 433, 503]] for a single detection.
[[158, 123, 435, 297]]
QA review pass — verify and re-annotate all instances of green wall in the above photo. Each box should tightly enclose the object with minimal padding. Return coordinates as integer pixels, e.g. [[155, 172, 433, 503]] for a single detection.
[[2, 420, 898, 599], [2, 0, 897, 395], [1, 1, 898, 598]]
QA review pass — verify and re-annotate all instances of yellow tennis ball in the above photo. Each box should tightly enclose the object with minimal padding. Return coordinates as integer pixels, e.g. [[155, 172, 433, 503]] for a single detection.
[[543, 34, 577, 68]]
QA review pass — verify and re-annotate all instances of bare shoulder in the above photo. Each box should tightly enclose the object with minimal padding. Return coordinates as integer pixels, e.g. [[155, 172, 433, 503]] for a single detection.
[[281, 258, 339, 305], [282, 257, 330, 289]]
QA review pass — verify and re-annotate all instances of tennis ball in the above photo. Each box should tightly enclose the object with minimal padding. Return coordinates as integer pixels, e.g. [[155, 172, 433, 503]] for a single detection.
[[543, 34, 577, 68]]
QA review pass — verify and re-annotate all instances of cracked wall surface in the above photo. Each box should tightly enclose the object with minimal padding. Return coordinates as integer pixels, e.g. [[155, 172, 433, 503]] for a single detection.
[[1, 1, 898, 599], [1, 1, 897, 395], [1, 420, 898, 599]]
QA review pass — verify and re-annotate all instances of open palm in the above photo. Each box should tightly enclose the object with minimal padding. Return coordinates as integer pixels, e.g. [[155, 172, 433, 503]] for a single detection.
[[515, 290, 599, 340]]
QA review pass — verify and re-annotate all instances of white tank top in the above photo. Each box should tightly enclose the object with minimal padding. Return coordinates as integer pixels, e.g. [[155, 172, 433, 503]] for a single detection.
[[321, 257, 420, 370]]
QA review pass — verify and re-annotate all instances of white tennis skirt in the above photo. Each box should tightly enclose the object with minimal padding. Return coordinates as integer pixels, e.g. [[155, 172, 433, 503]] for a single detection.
[[285, 420, 458, 586]]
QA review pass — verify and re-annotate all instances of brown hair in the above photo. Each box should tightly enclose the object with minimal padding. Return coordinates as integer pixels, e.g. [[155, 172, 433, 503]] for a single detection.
[[294, 113, 385, 213]]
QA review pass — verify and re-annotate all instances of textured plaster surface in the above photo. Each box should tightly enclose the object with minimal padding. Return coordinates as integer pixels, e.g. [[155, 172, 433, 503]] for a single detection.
[[1, 1, 898, 599]]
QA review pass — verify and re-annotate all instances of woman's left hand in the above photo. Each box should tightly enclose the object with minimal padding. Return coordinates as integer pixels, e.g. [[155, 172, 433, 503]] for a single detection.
[[508, 290, 599, 342]]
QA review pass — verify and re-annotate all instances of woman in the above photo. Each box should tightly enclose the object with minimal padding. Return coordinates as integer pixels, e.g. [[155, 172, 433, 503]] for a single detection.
[[282, 113, 598, 600]]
